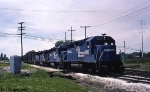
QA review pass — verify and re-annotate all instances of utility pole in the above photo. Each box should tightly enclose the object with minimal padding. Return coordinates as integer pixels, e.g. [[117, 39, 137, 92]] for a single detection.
[[80, 26, 91, 39], [68, 26, 75, 42], [124, 41, 126, 60], [139, 20, 145, 59], [65, 32, 66, 42], [18, 22, 25, 63]]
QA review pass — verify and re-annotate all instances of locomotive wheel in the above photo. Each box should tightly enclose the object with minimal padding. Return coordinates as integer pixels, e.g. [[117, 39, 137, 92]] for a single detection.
[[54, 63, 58, 68], [82, 63, 89, 73], [42, 62, 45, 66], [47, 62, 51, 67], [116, 66, 124, 74], [99, 67, 107, 76], [88, 63, 96, 73], [63, 62, 67, 69], [54, 63, 61, 69], [60, 58, 64, 69], [56, 64, 60, 69], [114, 66, 124, 74], [64, 62, 71, 69], [49, 63, 51, 67], [90, 64, 96, 73], [66, 62, 71, 69]]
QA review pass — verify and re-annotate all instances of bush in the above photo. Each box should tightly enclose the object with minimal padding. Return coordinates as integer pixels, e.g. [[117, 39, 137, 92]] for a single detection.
[[124, 58, 150, 64], [124, 64, 141, 69]]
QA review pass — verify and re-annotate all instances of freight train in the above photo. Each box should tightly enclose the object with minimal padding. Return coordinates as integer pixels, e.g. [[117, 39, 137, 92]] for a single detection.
[[24, 34, 124, 74]]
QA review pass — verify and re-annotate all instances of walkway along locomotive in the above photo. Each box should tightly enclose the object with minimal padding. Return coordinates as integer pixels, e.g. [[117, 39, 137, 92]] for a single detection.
[[24, 34, 124, 74]]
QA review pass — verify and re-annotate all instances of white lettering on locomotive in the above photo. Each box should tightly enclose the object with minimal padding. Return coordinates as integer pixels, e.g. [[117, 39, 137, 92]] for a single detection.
[[78, 50, 89, 57], [85, 50, 89, 54], [76, 46, 80, 52], [54, 54, 58, 58], [67, 50, 72, 53], [104, 49, 115, 51]]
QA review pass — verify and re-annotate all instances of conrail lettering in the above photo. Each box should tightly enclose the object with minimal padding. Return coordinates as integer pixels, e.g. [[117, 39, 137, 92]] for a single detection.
[[104, 49, 115, 51]]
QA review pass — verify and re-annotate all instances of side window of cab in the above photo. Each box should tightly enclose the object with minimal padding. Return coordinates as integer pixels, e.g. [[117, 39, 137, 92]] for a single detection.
[[86, 42, 90, 49]]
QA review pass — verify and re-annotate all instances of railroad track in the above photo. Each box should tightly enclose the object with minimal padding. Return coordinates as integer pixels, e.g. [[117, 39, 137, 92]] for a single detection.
[[124, 68, 150, 77], [110, 75, 150, 84], [29, 63, 150, 84], [62, 67, 150, 84], [108, 69, 150, 84]]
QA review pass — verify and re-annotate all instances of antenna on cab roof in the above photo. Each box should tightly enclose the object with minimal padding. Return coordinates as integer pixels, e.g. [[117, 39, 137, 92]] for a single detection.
[[101, 33, 106, 36]]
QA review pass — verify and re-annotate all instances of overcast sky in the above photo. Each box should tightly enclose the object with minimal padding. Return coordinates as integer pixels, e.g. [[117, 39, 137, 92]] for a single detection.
[[0, 0, 150, 58]]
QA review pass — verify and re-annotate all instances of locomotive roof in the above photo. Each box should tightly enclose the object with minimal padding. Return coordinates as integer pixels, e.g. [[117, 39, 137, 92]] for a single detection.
[[67, 37, 89, 45], [57, 45, 67, 49], [86, 36, 115, 42]]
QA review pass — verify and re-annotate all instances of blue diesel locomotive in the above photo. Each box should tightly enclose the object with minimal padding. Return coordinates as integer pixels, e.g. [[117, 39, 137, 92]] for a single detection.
[[24, 34, 124, 74]]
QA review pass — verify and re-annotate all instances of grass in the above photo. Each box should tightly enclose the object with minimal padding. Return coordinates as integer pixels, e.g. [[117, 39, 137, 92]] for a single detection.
[[124, 59, 150, 71], [21, 63, 33, 69], [0, 69, 91, 92], [0, 62, 9, 66]]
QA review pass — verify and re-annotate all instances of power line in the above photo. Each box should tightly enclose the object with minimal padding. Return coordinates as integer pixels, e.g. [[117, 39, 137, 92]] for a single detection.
[[19, 0, 88, 23], [1, 7, 135, 12], [92, 5, 150, 28], [0, 32, 62, 42], [1, 0, 150, 44], [87, 0, 150, 26], [62, 3, 150, 40], [14, 0, 150, 42]]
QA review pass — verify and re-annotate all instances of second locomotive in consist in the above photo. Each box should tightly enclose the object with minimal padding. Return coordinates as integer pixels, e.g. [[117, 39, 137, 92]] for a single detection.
[[24, 34, 124, 74]]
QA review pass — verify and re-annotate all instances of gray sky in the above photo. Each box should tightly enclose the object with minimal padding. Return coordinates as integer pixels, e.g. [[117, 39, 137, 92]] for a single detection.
[[0, 0, 150, 58]]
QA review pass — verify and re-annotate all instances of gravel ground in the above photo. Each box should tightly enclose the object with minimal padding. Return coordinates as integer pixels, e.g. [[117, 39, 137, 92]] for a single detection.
[[0, 66, 30, 74], [0, 66, 10, 73], [30, 65, 150, 92]]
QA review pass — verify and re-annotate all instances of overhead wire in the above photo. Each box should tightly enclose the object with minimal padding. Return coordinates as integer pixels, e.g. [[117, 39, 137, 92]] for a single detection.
[[12, 0, 150, 41], [1, 2, 149, 40], [32, 0, 94, 23], [68, 1, 150, 40], [87, 0, 150, 25], [0, 30, 20, 56], [19, 0, 88, 23], [17, 0, 86, 38], [54, 0, 122, 22], [0, 7, 134, 13], [30, 0, 135, 37], [92, 6, 150, 28], [1, 0, 150, 49]]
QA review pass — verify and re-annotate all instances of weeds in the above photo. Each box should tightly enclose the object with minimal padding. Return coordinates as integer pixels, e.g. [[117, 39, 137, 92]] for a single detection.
[[0, 69, 89, 92], [30, 69, 49, 78], [21, 64, 33, 69], [0, 62, 9, 66], [124, 59, 150, 71]]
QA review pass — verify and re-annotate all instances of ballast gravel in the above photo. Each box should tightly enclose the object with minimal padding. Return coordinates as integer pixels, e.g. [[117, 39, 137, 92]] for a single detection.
[[31, 65, 150, 92]]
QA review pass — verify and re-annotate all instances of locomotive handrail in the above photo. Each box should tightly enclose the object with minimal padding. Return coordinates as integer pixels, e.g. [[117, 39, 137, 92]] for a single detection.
[[62, 54, 67, 61], [99, 51, 105, 61], [98, 50, 105, 67]]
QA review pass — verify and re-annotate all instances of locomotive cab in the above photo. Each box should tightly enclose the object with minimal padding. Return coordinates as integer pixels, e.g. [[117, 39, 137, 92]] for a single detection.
[[85, 35, 124, 74]]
